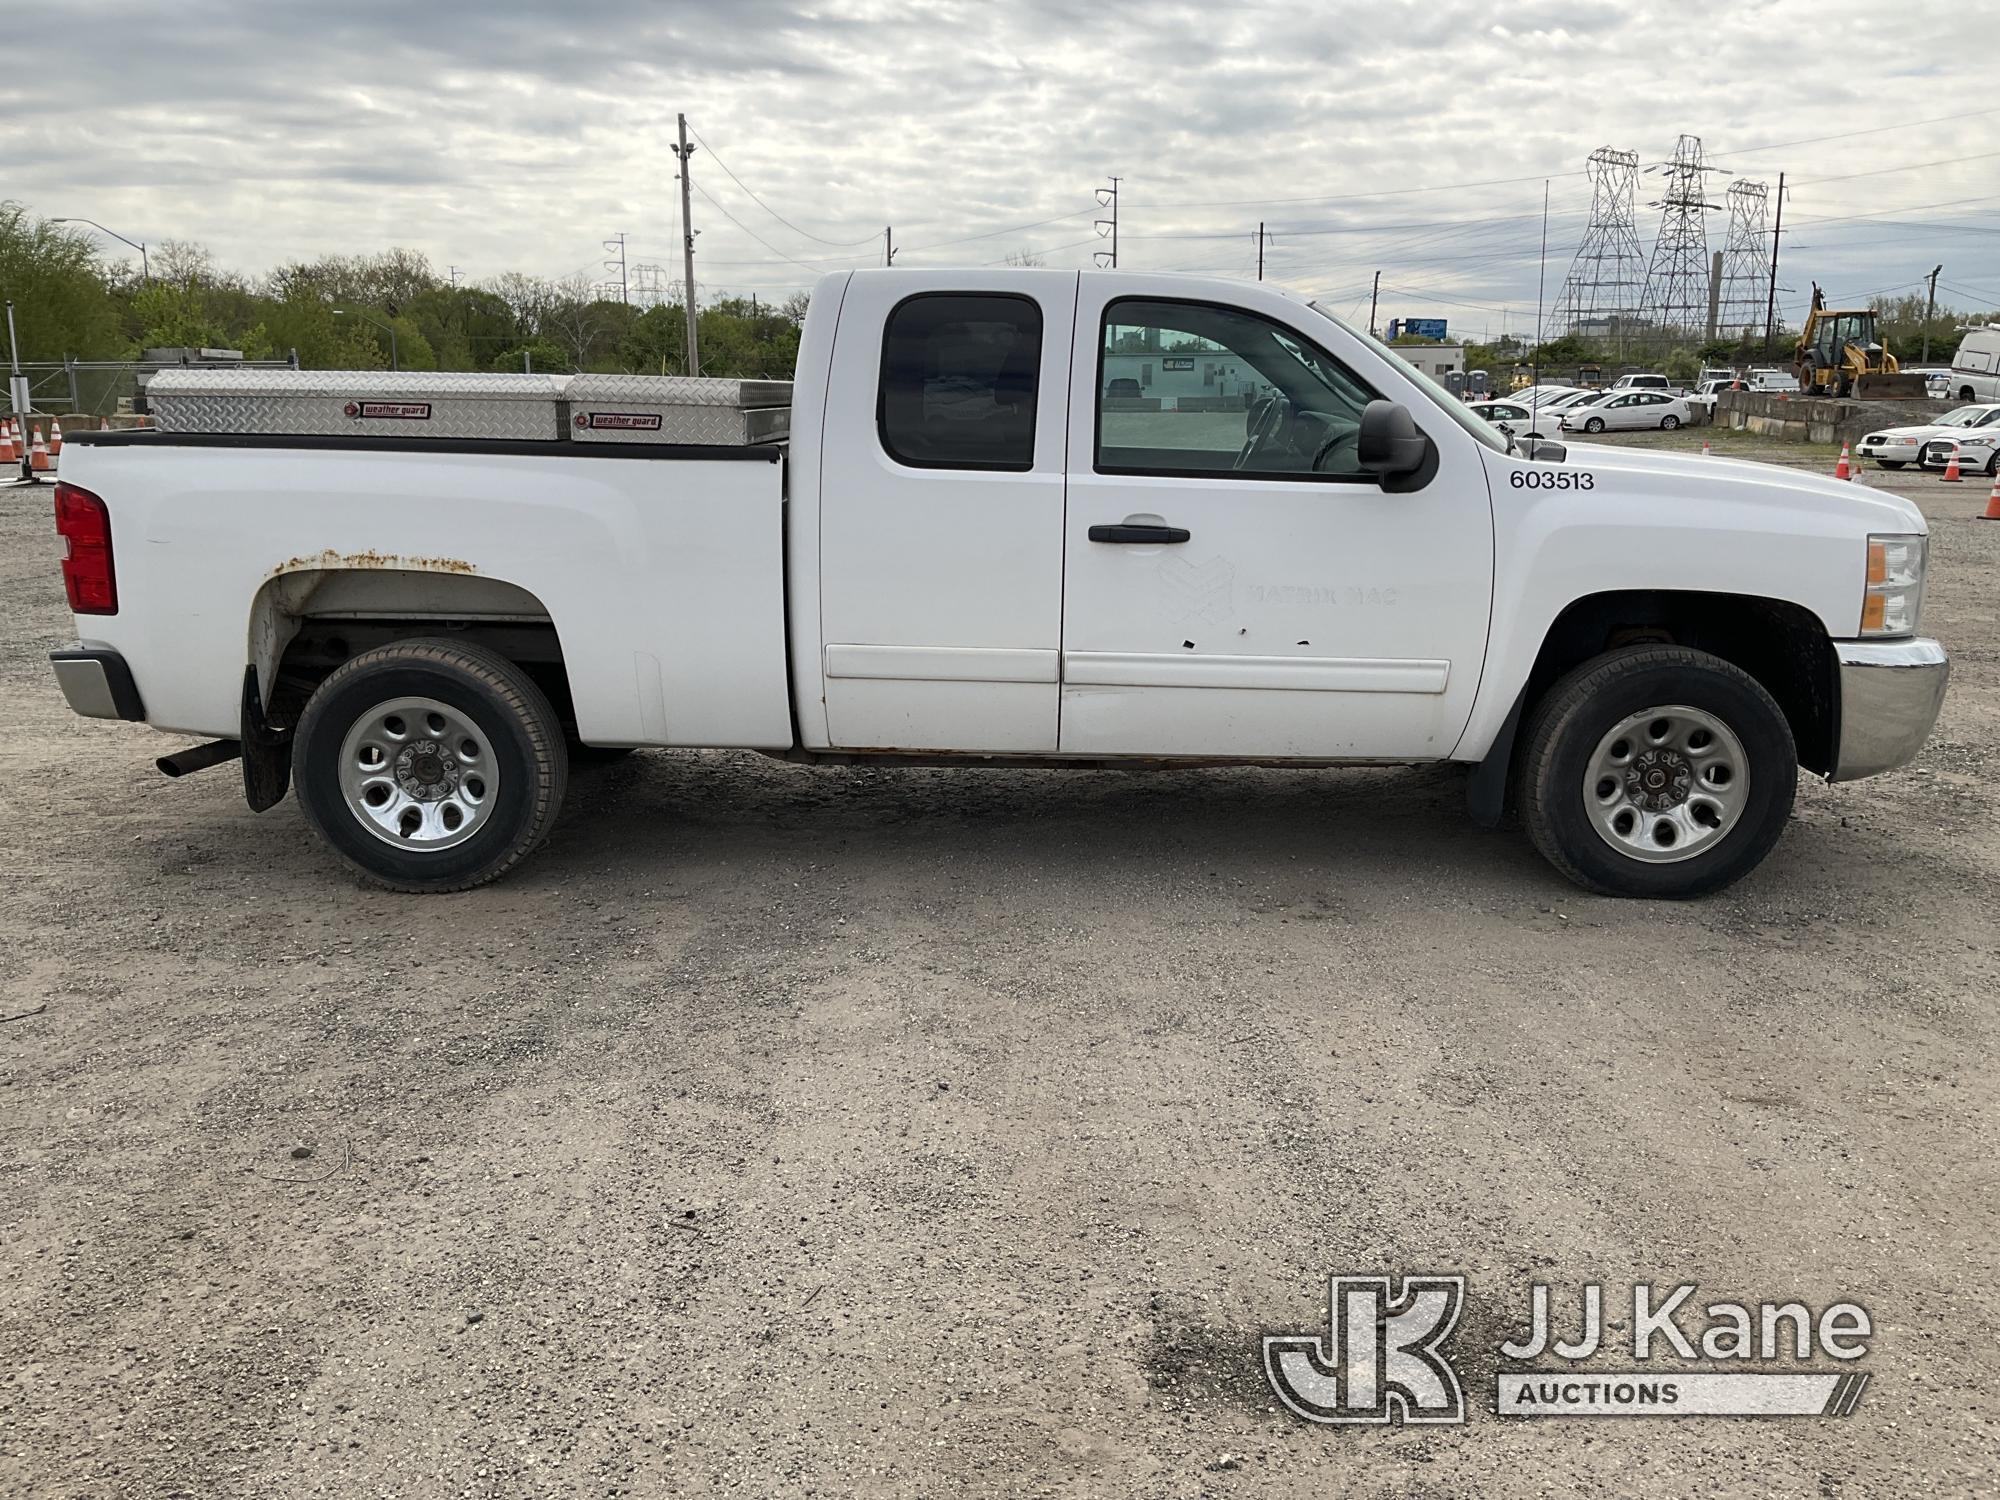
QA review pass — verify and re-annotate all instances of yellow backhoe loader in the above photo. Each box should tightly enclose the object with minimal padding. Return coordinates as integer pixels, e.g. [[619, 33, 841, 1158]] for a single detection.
[[1793, 285, 1928, 400]]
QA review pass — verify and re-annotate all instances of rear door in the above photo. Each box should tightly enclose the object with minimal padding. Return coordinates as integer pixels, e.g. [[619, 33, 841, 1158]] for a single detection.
[[816, 270, 1078, 752]]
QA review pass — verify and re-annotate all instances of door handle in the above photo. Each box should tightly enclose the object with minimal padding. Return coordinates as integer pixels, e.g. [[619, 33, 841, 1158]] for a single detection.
[[1088, 524, 1191, 544]]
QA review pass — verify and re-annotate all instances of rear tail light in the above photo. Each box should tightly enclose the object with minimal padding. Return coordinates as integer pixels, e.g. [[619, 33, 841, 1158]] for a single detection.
[[53, 482, 118, 614]]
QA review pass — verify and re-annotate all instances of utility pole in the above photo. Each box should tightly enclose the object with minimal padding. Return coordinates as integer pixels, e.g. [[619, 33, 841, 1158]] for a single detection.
[[1368, 270, 1382, 338], [1256, 221, 1266, 281], [1705, 249, 1724, 342], [884, 226, 897, 267], [1094, 177, 1120, 269], [671, 113, 701, 375], [447, 265, 461, 289], [1762, 171, 1785, 358], [1922, 263, 1943, 362], [603, 233, 629, 305]]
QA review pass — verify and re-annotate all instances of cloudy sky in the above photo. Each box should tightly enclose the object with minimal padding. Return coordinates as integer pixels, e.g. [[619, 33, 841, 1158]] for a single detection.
[[10, 0, 1998, 337]]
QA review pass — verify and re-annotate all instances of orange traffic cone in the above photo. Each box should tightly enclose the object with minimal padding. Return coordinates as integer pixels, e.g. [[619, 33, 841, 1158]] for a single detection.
[[47, 418, 62, 456], [30, 425, 51, 472], [1980, 473, 2000, 521], [1701, 439, 1712, 457], [99, 417, 111, 431], [1833, 443, 1852, 480], [1941, 445, 1963, 483], [0, 419, 15, 464]]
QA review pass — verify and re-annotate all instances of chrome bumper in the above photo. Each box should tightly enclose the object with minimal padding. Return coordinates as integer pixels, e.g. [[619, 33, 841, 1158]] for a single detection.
[[50, 648, 145, 722], [1831, 638, 1948, 782]]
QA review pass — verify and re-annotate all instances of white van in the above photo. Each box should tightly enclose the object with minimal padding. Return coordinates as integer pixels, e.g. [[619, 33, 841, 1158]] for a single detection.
[[1946, 328, 2000, 404]]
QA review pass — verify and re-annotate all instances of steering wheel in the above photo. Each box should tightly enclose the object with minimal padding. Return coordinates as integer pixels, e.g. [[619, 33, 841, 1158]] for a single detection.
[[1311, 428, 1360, 473], [1234, 395, 1287, 470]]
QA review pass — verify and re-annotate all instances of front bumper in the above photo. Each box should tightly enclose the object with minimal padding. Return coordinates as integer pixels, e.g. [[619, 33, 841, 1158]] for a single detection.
[[1831, 638, 1948, 782], [1856, 439, 1918, 462], [1918, 440, 1995, 471], [50, 648, 145, 721]]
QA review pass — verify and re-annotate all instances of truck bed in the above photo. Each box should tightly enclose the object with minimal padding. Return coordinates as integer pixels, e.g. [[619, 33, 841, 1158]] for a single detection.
[[57, 430, 796, 749]]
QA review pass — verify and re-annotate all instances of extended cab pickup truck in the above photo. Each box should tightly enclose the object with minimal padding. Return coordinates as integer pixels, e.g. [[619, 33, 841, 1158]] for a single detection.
[[47, 269, 1949, 897]]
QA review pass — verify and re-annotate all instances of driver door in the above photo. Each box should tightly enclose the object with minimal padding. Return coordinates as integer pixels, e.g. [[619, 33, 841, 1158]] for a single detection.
[[1059, 282, 1493, 760]]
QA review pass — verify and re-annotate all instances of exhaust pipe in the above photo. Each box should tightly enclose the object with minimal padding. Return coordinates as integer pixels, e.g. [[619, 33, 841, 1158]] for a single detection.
[[157, 738, 243, 778]]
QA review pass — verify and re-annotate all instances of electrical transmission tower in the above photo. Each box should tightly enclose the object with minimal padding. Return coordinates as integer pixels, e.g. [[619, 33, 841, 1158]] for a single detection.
[[1554, 147, 1647, 351], [1717, 180, 1771, 344], [1640, 134, 1721, 343]]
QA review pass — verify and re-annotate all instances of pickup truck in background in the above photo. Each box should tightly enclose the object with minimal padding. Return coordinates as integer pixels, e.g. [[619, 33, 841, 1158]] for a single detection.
[[48, 268, 1949, 897]]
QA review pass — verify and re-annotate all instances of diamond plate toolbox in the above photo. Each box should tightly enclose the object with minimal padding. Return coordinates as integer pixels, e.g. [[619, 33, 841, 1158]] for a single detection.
[[565, 374, 792, 445], [148, 369, 568, 441]]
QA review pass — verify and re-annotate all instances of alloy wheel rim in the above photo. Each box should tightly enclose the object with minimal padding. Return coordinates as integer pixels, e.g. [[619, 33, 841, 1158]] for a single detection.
[[1583, 704, 1748, 864], [337, 696, 498, 851]]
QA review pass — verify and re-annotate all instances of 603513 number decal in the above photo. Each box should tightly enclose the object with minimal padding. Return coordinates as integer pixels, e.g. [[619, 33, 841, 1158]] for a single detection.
[[1510, 468, 1595, 490]]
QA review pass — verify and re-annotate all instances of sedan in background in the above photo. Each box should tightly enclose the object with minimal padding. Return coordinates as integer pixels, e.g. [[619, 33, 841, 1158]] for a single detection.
[[1919, 428, 2000, 477], [1466, 399, 1549, 442], [1857, 403, 2000, 470], [1560, 390, 1691, 433]]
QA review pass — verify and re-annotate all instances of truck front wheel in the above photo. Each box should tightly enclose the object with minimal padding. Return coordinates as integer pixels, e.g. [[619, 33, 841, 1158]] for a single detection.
[[1516, 646, 1796, 898], [293, 639, 569, 892]]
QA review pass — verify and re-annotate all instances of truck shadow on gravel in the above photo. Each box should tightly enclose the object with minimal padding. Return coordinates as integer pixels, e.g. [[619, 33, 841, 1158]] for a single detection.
[[551, 750, 1548, 884]]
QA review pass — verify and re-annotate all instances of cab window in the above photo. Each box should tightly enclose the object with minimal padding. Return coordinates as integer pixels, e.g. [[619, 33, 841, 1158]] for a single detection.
[[1097, 298, 1381, 480], [878, 293, 1041, 471]]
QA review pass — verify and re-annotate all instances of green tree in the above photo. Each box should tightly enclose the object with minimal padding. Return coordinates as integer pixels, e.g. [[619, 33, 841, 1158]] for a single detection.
[[491, 338, 569, 374], [129, 280, 230, 351], [619, 304, 686, 375], [0, 201, 123, 359]]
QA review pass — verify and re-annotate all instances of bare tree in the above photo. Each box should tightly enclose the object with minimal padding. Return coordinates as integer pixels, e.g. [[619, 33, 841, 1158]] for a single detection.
[[540, 272, 607, 370]]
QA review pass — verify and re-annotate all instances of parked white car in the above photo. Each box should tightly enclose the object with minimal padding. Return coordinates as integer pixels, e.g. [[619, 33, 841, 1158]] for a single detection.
[[1561, 390, 1692, 433], [48, 267, 1947, 899], [1540, 388, 1608, 413], [1856, 403, 2000, 472]]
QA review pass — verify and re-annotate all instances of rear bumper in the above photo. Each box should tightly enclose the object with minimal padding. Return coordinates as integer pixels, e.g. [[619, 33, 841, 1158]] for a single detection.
[[1830, 638, 1948, 782], [50, 648, 145, 722]]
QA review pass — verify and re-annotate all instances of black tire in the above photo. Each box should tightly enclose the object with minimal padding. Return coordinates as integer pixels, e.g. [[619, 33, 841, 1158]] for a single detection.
[[293, 638, 568, 892], [1961, 387, 1976, 404], [1661, 414, 1681, 430], [1516, 646, 1797, 899], [1583, 416, 1606, 434], [1879, 461, 1906, 470]]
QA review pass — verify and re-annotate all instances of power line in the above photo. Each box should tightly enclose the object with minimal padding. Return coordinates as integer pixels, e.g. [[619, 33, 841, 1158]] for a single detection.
[[1705, 107, 2000, 160], [1126, 168, 1590, 212], [690, 180, 850, 272], [1794, 149, 2000, 186], [684, 122, 882, 248]]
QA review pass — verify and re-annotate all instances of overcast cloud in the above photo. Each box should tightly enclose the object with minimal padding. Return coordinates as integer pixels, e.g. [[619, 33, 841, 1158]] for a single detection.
[[6, 0, 1997, 336]]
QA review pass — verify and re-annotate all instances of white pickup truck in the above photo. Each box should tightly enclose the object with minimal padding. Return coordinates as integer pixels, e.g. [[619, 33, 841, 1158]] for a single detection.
[[47, 268, 1948, 897]]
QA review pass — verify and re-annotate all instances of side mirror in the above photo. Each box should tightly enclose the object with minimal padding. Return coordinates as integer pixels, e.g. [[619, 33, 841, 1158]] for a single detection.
[[1357, 399, 1434, 489]]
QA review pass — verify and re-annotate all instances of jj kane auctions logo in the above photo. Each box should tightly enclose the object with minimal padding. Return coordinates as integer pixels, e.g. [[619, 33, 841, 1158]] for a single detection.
[[1265, 1277, 1873, 1423]]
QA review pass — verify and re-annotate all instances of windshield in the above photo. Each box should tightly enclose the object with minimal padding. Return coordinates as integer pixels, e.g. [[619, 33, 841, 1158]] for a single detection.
[[1306, 300, 1508, 453], [1939, 407, 1984, 427]]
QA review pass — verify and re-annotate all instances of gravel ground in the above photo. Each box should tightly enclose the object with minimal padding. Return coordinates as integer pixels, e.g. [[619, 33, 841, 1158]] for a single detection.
[[2, 439, 1996, 1498]]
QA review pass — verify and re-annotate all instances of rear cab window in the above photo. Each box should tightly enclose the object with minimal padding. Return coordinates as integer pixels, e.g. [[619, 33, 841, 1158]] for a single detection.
[[878, 293, 1042, 470]]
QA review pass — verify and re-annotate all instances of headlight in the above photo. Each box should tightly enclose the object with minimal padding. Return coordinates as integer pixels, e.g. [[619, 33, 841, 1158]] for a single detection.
[[1862, 533, 1926, 637]]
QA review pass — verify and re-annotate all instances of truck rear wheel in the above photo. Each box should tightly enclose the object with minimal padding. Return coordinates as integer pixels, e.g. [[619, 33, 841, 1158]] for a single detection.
[[293, 638, 569, 892], [1516, 646, 1796, 898]]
